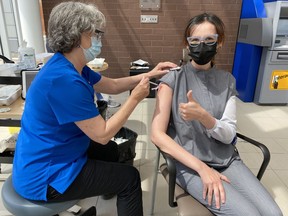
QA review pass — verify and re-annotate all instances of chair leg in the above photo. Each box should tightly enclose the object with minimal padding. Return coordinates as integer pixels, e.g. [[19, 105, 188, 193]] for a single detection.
[[149, 149, 161, 215]]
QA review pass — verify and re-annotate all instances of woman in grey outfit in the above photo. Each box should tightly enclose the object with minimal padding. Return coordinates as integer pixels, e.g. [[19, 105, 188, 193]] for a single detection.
[[151, 13, 282, 216]]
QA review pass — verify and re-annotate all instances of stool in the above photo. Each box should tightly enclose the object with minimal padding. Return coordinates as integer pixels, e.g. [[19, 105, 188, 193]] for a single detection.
[[1, 175, 79, 216]]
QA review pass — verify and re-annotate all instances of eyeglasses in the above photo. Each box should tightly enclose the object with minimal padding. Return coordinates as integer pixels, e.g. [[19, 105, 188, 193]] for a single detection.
[[93, 29, 104, 41], [187, 34, 218, 47]]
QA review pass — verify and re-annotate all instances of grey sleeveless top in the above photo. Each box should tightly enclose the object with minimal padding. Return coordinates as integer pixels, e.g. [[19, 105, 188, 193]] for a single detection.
[[160, 62, 238, 169]]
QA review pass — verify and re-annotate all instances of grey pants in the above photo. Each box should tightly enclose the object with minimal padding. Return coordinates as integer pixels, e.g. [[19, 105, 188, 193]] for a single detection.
[[177, 159, 283, 216]]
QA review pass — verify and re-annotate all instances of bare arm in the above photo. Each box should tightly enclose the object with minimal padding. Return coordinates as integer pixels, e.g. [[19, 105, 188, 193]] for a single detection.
[[151, 84, 229, 209], [76, 77, 149, 144], [93, 61, 177, 94], [151, 84, 206, 175]]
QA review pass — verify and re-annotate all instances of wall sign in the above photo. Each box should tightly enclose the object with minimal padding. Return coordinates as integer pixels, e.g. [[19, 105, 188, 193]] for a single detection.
[[140, 0, 161, 11]]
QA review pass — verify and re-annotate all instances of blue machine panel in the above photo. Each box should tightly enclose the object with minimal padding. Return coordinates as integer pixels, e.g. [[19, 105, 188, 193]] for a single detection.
[[232, 0, 267, 102]]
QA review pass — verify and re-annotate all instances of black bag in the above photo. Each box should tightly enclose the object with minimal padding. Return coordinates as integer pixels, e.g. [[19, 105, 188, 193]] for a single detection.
[[113, 127, 138, 165], [96, 101, 138, 165], [96, 100, 108, 118]]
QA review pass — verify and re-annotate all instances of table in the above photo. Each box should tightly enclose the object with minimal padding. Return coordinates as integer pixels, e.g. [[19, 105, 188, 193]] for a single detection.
[[0, 75, 22, 174], [0, 98, 23, 166], [0, 98, 23, 121], [87, 62, 108, 72]]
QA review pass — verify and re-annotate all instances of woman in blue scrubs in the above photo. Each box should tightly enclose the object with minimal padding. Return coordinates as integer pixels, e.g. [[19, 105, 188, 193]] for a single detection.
[[12, 2, 176, 216]]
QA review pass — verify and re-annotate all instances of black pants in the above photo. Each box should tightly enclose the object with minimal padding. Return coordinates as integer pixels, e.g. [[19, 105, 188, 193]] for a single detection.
[[46, 140, 143, 216]]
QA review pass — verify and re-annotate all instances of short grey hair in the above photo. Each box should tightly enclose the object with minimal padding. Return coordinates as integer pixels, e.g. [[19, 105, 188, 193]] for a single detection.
[[47, 1, 105, 53]]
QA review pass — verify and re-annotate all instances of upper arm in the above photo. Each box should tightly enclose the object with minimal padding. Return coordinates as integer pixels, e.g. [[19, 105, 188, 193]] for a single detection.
[[151, 83, 173, 137], [151, 83, 205, 171], [75, 115, 108, 144], [93, 76, 118, 94]]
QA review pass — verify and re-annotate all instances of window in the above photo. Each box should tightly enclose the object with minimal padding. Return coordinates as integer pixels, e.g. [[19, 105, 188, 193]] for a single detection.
[[0, 0, 20, 60]]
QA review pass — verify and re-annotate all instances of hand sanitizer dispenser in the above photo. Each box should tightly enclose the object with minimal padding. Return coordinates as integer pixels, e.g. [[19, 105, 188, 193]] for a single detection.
[[18, 40, 36, 69]]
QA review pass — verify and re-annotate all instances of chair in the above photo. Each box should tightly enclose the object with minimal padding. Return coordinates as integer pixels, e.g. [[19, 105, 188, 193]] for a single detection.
[[150, 132, 270, 216], [1, 175, 97, 216]]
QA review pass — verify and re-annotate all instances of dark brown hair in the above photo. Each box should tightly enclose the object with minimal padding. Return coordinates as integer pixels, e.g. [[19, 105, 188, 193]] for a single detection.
[[183, 13, 225, 47]]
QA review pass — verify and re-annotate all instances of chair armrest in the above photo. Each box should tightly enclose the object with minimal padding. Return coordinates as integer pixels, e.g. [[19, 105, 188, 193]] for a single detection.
[[159, 149, 178, 207], [236, 132, 270, 181]]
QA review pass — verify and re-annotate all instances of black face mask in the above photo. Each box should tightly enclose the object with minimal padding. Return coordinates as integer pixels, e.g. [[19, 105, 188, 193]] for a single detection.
[[188, 42, 217, 65]]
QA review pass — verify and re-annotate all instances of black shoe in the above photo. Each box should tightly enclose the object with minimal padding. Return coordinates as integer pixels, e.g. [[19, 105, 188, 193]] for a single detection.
[[79, 206, 97, 216], [101, 193, 116, 200]]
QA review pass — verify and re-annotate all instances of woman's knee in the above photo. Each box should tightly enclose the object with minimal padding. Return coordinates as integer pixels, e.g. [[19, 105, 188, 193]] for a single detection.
[[215, 196, 282, 216], [126, 166, 141, 186], [260, 202, 283, 216], [213, 200, 261, 216], [118, 166, 142, 196]]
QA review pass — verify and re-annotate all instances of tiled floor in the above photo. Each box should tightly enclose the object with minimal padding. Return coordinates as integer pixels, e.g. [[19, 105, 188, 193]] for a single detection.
[[1, 92, 288, 216]]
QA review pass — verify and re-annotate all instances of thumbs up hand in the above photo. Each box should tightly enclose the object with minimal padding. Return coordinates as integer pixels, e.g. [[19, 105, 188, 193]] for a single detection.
[[186, 90, 195, 103], [179, 90, 204, 121]]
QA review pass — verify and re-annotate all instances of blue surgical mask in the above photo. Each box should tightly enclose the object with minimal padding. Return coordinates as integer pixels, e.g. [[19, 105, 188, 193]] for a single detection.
[[81, 36, 102, 62]]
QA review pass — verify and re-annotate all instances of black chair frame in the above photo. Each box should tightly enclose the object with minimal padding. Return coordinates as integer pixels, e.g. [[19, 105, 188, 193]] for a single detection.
[[151, 132, 271, 212]]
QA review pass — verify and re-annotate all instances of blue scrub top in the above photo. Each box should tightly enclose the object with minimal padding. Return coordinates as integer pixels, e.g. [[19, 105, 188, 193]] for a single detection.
[[12, 52, 101, 201]]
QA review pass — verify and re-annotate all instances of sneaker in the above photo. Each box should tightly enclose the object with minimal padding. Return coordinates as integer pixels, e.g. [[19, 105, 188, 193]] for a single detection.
[[80, 206, 97, 216], [107, 100, 121, 108]]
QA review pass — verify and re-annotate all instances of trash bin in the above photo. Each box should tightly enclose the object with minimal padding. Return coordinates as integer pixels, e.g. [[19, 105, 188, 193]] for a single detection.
[[113, 127, 138, 166], [96, 100, 138, 165]]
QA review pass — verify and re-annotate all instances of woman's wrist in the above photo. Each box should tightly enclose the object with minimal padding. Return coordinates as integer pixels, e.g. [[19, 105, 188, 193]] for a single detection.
[[127, 93, 141, 105], [146, 71, 154, 80], [196, 160, 208, 175], [199, 109, 216, 130]]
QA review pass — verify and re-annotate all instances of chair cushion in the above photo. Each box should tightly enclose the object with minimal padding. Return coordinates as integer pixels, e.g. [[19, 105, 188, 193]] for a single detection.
[[1, 175, 79, 216], [160, 164, 213, 216]]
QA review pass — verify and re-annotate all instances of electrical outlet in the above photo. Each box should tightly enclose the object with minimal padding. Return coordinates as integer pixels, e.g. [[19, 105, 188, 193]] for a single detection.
[[140, 15, 158, 23]]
